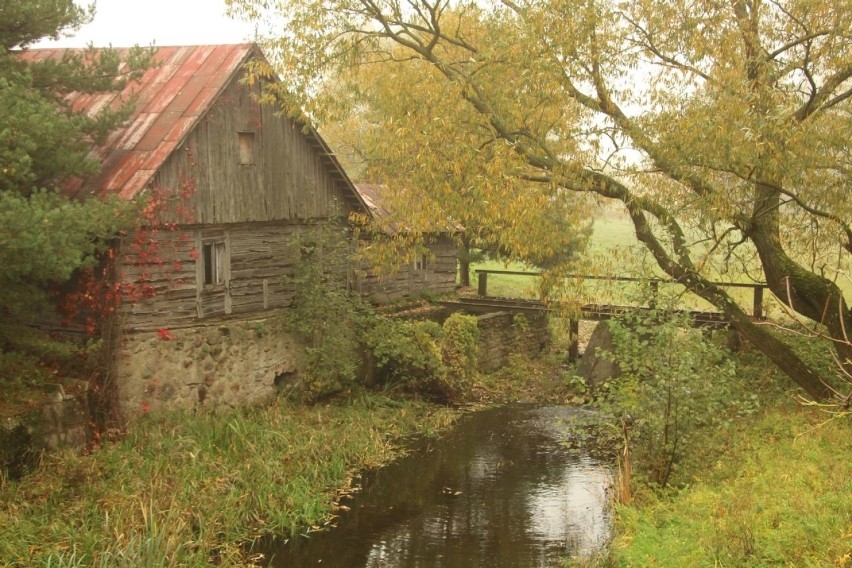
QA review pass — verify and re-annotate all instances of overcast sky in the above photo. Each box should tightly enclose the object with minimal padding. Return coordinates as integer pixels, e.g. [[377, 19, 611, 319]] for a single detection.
[[37, 0, 259, 48]]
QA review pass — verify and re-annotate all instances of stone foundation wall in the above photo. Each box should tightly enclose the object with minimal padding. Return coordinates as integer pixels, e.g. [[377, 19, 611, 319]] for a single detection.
[[116, 308, 546, 415], [116, 316, 302, 417], [476, 311, 549, 372], [1, 386, 90, 479]]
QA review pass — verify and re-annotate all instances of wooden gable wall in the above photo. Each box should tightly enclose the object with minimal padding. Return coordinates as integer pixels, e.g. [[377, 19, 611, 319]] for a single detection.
[[152, 69, 355, 225], [116, 66, 365, 331]]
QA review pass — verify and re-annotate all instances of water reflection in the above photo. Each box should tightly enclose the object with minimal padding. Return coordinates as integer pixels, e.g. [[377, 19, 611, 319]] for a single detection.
[[262, 406, 612, 567]]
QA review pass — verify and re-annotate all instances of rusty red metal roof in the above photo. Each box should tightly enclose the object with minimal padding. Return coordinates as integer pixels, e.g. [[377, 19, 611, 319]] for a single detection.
[[353, 183, 393, 219], [19, 44, 256, 200]]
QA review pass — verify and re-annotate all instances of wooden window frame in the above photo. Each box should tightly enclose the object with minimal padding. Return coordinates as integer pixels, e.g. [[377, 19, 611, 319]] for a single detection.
[[238, 131, 255, 166], [202, 240, 227, 287]]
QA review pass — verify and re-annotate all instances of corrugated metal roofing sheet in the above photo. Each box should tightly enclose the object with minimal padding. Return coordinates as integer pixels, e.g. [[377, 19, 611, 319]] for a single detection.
[[354, 183, 392, 219], [18, 44, 255, 200]]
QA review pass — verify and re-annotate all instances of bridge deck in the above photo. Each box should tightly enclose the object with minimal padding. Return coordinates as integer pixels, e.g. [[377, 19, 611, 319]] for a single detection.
[[441, 296, 732, 363], [440, 297, 730, 327]]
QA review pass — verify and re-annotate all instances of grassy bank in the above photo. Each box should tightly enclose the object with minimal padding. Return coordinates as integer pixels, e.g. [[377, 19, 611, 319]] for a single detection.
[[0, 393, 459, 567], [570, 343, 852, 568], [609, 403, 851, 567]]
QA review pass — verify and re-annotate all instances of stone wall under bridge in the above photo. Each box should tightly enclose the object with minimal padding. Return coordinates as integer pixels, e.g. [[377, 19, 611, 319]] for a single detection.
[[388, 302, 550, 373], [115, 317, 301, 417], [474, 311, 549, 372]]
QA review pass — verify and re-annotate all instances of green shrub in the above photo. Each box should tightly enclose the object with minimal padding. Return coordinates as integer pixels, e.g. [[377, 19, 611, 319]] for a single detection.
[[280, 222, 372, 400], [439, 313, 480, 399], [364, 313, 481, 403], [366, 317, 445, 388], [595, 310, 749, 488]]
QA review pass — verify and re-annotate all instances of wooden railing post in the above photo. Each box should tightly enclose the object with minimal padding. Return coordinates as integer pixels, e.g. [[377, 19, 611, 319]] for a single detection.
[[477, 271, 488, 297], [753, 285, 764, 320], [649, 280, 659, 309]]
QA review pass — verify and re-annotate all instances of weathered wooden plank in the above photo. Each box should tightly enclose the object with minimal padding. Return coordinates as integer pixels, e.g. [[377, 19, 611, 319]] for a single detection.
[[151, 71, 358, 226]]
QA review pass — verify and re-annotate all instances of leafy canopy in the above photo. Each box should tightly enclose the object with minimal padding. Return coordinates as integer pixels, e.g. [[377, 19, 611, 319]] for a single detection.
[[320, 51, 595, 273], [231, 0, 852, 400]]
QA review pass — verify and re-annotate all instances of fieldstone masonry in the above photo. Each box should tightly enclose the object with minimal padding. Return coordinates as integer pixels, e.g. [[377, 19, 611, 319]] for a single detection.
[[577, 321, 622, 387], [117, 318, 302, 416], [476, 311, 549, 372], [1, 385, 90, 479]]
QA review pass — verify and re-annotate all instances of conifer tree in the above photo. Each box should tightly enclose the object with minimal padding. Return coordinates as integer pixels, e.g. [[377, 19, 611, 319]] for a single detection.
[[0, 0, 152, 361]]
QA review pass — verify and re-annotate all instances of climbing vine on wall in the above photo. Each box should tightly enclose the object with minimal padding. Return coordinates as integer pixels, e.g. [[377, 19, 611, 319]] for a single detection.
[[59, 149, 199, 335], [56, 149, 199, 427], [280, 221, 372, 399], [439, 313, 480, 398]]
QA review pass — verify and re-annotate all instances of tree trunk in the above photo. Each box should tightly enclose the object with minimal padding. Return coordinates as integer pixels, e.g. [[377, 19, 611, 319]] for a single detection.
[[751, 230, 852, 370], [691, 279, 833, 400], [457, 241, 472, 288], [750, 185, 852, 377], [626, 208, 834, 400], [725, 300, 834, 400]]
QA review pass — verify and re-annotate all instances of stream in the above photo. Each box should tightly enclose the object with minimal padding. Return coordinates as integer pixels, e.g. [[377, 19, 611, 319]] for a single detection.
[[260, 405, 613, 567]]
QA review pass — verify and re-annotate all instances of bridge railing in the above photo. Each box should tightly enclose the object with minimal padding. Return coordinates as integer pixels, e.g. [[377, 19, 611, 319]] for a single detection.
[[474, 269, 767, 320]]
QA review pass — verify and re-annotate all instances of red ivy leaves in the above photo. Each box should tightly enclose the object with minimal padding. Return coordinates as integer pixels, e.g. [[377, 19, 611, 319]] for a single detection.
[[59, 261, 159, 334], [59, 153, 199, 335]]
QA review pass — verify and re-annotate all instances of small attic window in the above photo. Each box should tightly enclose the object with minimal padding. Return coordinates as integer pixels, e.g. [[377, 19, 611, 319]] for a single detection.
[[238, 131, 255, 165]]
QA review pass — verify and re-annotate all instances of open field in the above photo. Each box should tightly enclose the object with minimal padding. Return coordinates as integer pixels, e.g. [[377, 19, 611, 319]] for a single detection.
[[464, 258, 541, 299], [471, 208, 851, 318]]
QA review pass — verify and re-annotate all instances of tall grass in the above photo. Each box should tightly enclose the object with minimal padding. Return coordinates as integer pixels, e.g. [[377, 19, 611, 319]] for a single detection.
[[0, 393, 458, 567], [558, 341, 851, 568], [611, 402, 851, 567]]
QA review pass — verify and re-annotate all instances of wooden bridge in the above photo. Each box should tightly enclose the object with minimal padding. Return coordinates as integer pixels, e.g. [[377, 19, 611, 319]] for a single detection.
[[440, 269, 768, 361]]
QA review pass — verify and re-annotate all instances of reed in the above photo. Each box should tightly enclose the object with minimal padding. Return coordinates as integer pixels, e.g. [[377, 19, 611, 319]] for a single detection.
[[0, 393, 458, 567]]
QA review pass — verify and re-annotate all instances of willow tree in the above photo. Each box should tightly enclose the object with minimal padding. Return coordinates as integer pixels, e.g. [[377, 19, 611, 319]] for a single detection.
[[231, 0, 852, 400], [317, 48, 596, 285]]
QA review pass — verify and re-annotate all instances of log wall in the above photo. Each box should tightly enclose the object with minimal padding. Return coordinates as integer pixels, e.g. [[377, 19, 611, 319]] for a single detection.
[[120, 221, 312, 331], [357, 235, 458, 304]]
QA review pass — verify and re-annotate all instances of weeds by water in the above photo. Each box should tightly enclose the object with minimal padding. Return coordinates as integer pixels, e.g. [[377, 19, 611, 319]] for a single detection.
[[0, 392, 458, 566], [610, 401, 851, 567], [568, 343, 852, 568]]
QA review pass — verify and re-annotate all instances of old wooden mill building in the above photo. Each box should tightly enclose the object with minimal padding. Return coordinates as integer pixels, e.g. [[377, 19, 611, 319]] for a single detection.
[[23, 44, 457, 414]]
